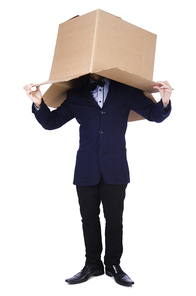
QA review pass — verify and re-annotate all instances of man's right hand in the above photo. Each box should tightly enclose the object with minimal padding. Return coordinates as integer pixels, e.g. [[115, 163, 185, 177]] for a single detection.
[[23, 84, 42, 108]]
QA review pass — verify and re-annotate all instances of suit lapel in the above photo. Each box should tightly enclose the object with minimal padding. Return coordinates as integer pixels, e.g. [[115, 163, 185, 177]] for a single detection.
[[103, 80, 118, 108], [82, 82, 99, 108]]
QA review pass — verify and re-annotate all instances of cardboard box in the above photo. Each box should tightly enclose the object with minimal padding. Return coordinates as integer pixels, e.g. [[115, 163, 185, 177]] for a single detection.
[[37, 9, 160, 121]]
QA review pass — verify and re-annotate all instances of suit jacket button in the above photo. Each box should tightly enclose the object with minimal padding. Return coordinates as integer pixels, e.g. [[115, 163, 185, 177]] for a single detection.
[[99, 151, 102, 154]]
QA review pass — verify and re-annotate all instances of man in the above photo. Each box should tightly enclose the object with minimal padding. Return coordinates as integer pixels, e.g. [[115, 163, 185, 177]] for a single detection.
[[24, 74, 172, 286]]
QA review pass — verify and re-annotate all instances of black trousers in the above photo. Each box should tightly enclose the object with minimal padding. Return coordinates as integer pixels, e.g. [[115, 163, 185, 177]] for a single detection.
[[76, 177, 127, 267]]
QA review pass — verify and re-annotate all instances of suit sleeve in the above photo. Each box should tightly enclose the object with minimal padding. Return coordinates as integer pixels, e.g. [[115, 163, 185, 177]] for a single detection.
[[130, 89, 171, 123], [32, 98, 74, 130]]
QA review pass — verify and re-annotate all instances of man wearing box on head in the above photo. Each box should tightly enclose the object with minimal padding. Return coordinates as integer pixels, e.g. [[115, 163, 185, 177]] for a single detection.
[[24, 10, 172, 287]]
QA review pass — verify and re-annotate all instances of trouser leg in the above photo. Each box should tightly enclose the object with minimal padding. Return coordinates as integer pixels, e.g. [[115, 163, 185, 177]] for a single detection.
[[76, 184, 103, 266], [99, 179, 127, 267]]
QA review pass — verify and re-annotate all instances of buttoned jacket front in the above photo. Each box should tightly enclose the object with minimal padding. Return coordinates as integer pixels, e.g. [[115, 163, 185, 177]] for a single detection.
[[32, 79, 171, 186]]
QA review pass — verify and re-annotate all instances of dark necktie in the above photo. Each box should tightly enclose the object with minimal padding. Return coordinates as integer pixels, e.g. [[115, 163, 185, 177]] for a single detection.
[[89, 79, 105, 91]]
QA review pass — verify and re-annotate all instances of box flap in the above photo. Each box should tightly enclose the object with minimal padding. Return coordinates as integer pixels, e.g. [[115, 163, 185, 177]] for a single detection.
[[39, 69, 159, 122], [40, 75, 88, 108], [94, 67, 159, 93]]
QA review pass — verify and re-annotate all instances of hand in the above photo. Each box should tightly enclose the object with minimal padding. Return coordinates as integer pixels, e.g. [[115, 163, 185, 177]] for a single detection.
[[23, 84, 42, 108], [153, 81, 172, 106]]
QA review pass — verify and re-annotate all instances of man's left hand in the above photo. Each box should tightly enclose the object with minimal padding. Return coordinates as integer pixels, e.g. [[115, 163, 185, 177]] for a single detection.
[[153, 81, 172, 106]]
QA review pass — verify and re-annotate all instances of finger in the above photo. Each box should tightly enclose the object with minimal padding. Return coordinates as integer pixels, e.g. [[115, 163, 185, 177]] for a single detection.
[[157, 82, 173, 92], [158, 81, 173, 90], [23, 85, 27, 91], [153, 85, 161, 90], [28, 84, 36, 91], [24, 84, 36, 92], [26, 87, 35, 96], [161, 85, 172, 92], [26, 89, 32, 95], [26, 91, 32, 99], [23, 84, 31, 91], [160, 84, 171, 89]]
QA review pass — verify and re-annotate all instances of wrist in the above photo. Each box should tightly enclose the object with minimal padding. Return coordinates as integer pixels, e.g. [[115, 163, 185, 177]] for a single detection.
[[35, 99, 42, 109], [35, 103, 41, 109], [162, 99, 169, 107]]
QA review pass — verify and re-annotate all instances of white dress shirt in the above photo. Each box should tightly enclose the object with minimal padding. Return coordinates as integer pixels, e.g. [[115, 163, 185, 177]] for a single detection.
[[89, 77, 110, 108]]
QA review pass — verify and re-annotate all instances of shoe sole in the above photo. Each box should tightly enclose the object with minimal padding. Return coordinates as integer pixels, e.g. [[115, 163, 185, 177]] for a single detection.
[[66, 270, 104, 285]]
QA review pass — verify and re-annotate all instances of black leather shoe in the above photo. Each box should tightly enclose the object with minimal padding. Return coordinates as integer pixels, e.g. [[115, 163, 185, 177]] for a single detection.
[[106, 265, 134, 287], [65, 265, 104, 284]]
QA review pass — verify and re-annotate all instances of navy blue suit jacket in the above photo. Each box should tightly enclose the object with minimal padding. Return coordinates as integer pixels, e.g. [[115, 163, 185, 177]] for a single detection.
[[32, 80, 171, 186]]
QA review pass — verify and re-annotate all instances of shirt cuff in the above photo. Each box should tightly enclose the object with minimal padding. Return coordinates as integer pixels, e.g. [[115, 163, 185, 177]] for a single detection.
[[34, 103, 40, 111], [162, 100, 171, 112]]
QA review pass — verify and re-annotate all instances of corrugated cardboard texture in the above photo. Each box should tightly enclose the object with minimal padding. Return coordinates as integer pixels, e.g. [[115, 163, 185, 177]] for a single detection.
[[91, 10, 156, 80], [49, 11, 97, 81], [37, 9, 159, 122]]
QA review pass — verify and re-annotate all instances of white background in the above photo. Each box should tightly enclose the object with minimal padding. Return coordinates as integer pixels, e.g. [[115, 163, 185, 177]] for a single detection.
[[1, 0, 196, 295]]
